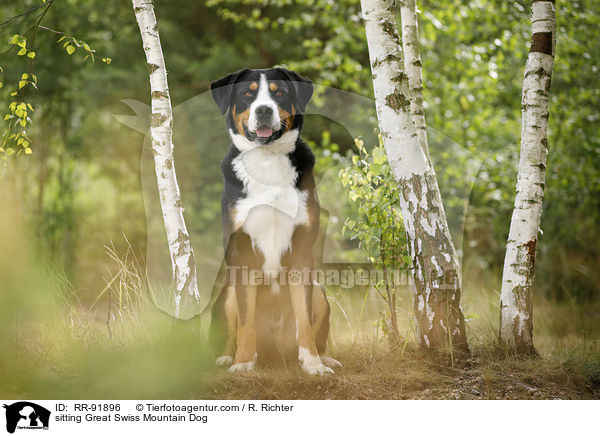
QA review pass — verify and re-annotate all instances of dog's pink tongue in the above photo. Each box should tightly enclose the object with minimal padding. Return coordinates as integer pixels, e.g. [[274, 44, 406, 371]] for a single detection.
[[256, 127, 273, 138]]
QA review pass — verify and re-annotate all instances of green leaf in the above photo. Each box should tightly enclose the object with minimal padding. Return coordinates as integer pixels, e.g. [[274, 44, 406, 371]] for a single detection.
[[372, 147, 386, 165], [27, 51, 35, 59], [10, 35, 26, 47], [66, 45, 76, 55], [17, 48, 27, 56]]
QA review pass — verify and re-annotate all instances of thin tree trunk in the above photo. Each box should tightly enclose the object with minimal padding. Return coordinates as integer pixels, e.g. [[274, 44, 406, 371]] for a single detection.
[[361, 0, 469, 362], [132, 0, 200, 318], [399, 0, 430, 161], [499, 0, 556, 354]]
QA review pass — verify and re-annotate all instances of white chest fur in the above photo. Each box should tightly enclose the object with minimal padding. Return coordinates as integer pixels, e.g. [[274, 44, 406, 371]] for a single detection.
[[231, 143, 310, 281]]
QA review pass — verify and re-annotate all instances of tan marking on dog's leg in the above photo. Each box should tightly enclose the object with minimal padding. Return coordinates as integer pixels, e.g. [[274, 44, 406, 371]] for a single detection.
[[289, 284, 334, 375], [216, 287, 237, 367], [229, 285, 257, 373], [311, 286, 327, 337], [310, 286, 342, 368]]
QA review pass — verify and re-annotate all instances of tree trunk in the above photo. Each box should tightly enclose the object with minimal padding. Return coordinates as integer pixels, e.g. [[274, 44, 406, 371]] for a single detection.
[[499, 0, 556, 354], [399, 0, 430, 161], [361, 0, 469, 362], [132, 0, 200, 318]]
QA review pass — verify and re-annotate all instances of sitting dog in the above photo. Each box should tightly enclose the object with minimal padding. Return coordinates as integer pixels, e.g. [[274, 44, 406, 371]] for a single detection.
[[209, 68, 340, 375]]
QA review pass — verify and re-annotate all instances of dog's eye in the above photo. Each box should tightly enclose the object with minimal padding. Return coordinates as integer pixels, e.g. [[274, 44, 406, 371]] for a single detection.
[[244, 91, 253, 97], [275, 91, 283, 96]]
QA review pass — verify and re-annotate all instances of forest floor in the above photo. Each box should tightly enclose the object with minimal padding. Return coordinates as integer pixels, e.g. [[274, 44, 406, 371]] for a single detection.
[[1, 257, 599, 400], [200, 345, 600, 400], [3, 310, 599, 400]]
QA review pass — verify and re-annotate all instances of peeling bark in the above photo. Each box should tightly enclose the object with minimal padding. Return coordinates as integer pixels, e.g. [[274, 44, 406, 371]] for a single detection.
[[361, 0, 469, 362], [499, 1, 556, 354], [132, 0, 200, 318]]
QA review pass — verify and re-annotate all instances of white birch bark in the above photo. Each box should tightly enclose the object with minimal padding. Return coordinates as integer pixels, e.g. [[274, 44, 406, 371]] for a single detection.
[[499, 0, 556, 354], [361, 0, 469, 361], [399, 0, 430, 161], [132, 0, 200, 318]]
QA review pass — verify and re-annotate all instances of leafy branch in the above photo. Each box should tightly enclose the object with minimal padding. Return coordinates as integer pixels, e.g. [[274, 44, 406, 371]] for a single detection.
[[339, 135, 410, 345], [0, 1, 111, 163]]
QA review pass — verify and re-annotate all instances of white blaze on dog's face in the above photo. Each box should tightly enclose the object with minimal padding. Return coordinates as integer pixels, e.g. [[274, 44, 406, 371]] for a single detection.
[[247, 74, 281, 139], [210, 68, 314, 152]]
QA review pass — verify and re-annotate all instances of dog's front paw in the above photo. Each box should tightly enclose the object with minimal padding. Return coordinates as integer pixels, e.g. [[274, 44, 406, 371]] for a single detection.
[[320, 356, 343, 369], [299, 348, 334, 376], [215, 355, 233, 367], [228, 361, 256, 373], [301, 359, 334, 376]]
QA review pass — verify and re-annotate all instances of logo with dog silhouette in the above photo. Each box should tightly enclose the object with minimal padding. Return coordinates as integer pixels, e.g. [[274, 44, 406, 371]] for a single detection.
[[3, 402, 50, 433]]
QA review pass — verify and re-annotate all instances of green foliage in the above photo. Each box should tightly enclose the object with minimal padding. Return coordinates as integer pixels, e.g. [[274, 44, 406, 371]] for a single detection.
[[0, 35, 37, 160], [206, 0, 369, 94], [339, 138, 407, 265], [0, 6, 110, 162], [0, 0, 597, 304], [56, 33, 110, 63], [339, 136, 410, 342], [418, 0, 600, 300]]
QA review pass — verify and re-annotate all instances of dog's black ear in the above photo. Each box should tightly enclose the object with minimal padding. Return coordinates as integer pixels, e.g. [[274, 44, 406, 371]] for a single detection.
[[277, 68, 314, 113], [210, 69, 249, 115]]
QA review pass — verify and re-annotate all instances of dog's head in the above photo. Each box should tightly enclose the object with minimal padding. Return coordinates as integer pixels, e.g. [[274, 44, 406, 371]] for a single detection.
[[210, 68, 313, 151]]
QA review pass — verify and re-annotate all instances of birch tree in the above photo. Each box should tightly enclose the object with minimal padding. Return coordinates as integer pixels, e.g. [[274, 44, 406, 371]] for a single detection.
[[399, 0, 430, 161], [361, 0, 469, 361], [499, 1, 556, 354], [132, 0, 200, 318]]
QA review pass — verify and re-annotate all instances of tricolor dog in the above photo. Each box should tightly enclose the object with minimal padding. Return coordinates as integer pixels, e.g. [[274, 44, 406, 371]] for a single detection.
[[209, 68, 340, 375]]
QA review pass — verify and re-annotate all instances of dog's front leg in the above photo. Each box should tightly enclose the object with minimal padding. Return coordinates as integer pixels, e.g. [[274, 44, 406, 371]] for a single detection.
[[229, 284, 257, 372], [289, 283, 334, 375]]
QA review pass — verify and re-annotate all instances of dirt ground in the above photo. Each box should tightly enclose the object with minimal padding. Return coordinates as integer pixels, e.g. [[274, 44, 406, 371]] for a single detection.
[[197, 347, 600, 400]]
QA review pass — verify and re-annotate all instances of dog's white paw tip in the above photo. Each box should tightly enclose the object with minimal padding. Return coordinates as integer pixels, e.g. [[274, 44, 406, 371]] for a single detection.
[[215, 355, 233, 367], [320, 356, 343, 368], [228, 361, 256, 373], [301, 362, 335, 376]]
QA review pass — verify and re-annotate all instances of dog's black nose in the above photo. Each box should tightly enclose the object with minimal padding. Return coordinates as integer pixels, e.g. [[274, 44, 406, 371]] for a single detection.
[[255, 105, 273, 118]]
